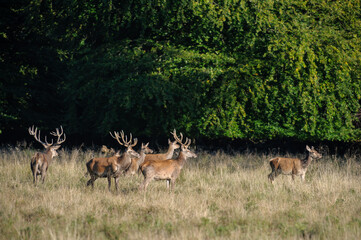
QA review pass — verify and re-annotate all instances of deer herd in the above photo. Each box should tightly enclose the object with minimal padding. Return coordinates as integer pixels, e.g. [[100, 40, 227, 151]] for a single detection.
[[27, 126, 323, 192]]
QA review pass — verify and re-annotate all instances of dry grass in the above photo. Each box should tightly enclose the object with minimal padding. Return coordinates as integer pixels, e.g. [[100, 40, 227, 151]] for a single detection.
[[1, 146, 361, 239]]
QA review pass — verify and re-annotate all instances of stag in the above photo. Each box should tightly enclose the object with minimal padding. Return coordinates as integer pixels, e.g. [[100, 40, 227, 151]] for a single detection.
[[268, 145, 322, 183], [28, 126, 66, 185], [86, 131, 140, 192], [125, 143, 153, 176], [139, 130, 197, 192]]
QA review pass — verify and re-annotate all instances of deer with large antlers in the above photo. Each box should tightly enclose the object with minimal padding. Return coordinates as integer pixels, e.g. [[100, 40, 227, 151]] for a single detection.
[[139, 130, 197, 192], [86, 131, 140, 192], [268, 145, 322, 183], [139, 131, 181, 169], [28, 126, 66, 185], [125, 143, 153, 176]]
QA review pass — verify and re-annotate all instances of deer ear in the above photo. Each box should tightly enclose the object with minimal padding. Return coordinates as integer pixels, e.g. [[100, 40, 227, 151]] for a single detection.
[[306, 145, 312, 152], [168, 139, 171, 144], [145, 142, 149, 147]]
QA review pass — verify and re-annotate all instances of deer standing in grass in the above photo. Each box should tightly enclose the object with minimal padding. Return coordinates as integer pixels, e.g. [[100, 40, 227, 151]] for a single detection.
[[268, 145, 322, 183], [86, 131, 140, 192], [28, 126, 66, 185], [139, 130, 197, 192], [125, 143, 153, 176]]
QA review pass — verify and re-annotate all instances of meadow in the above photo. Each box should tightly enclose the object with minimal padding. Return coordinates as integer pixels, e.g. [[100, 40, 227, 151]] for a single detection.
[[1, 145, 361, 239]]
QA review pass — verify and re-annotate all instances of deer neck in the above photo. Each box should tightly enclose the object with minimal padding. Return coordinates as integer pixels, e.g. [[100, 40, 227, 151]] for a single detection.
[[302, 153, 313, 168], [137, 150, 146, 164], [118, 152, 132, 164], [44, 149, 54, 164], [165, 146, 175, 159], [176, 151, 188, 168]]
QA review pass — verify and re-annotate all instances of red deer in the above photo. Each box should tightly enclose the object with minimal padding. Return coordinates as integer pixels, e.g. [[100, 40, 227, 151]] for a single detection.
[[139, 130, 197, 192], [268, 145, 322, 183], [28, 125, 66, 185], [125, 143, 153, 176], [139, 130, 180, 168], [86, 131, 140, 192]]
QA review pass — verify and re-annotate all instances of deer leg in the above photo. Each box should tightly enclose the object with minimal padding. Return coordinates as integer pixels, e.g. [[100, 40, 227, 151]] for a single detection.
[[114, 177, 119, 193], [139, 176, 153, 191], [41, 165, 48, 184], [41, 171, 46, 184], [166, 180, 170, 189], [268, 171, 275, 183], [170, 179, 176, 192], [143, 177, 152, 191], [87, 175, 96, 189], [107, 175, 112, 192], [33, 163, 40, 185], [301, 174, 305, 182], [32, 165, 36, 184]]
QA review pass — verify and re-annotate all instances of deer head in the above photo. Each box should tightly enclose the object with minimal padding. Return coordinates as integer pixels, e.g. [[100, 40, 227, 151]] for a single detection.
[[171, 129, 197, 158], [306, 145, 322, 159], [141, 142, 153, 154], [28, 125, 66, 158], [109, 130, 140, 158]]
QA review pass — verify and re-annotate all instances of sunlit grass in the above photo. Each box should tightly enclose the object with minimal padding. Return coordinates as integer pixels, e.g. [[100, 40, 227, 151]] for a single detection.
[[1, 146, 361, 239]]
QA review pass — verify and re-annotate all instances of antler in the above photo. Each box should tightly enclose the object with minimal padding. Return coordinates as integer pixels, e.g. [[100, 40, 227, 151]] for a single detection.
[[171, 129, 183, 144], [28, 125, 53, 148], [110, 130, 138, 147], [171, 129, 192, 148], [50, 126, 66, 145], [184, 138, 192, 148]]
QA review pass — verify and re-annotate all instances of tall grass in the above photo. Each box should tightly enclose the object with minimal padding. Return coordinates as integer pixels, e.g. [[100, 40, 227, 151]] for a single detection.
[[0, 146, 361, 239]]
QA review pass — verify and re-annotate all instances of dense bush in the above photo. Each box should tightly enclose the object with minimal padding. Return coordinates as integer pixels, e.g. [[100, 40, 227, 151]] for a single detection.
[[1, 0, 361, 142]]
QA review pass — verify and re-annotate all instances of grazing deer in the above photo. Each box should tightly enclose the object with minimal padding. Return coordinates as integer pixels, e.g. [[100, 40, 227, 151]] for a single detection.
[[139, 130, 197, 192], [101, 145, 115, 155], [268, 145, 322, 183], [28, 125, 66, 185], [139, 130, 181, 168], [125, 143, 153, 176], [86, 131, 140, 192]]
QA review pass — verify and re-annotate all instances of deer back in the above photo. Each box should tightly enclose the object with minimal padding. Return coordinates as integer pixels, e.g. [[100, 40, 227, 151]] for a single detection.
[[270, 157, 301, 172]]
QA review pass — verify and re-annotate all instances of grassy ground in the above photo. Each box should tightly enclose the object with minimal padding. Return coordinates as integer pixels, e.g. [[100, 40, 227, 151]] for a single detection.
[[0, 146, 361, 239]]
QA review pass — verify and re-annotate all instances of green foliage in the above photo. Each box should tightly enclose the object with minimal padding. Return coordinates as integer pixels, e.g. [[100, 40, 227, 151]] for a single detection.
[[1, 0, 361, 141]]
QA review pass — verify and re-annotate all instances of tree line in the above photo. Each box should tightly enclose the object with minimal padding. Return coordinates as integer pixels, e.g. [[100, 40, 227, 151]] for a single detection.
[[1, 0, 361, 145]]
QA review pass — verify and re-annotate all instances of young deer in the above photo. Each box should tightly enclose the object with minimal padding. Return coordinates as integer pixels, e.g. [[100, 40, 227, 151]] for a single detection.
[[139, 130, 180, 168], [268, 145, 322, 183], [125, 143, 153, 176], [86, 131, 140, 192], [139, 130, 197, 192], [28, 126, 66, 185]]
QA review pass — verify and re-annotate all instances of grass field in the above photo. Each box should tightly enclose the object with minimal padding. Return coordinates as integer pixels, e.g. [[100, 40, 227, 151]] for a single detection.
[[1, 146, 361, 239]]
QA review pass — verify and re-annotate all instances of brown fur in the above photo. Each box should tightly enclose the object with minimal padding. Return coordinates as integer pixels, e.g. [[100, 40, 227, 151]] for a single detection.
[[268, 145, 322, 183], [28, 126, 65, 185], [30, 147, 59, 184], [139, 133, 197, 192], [140, 139, 180, 167], [125, 143, 153, 176], [86, 131, 139, 192], [86, 149, 139, 192]]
